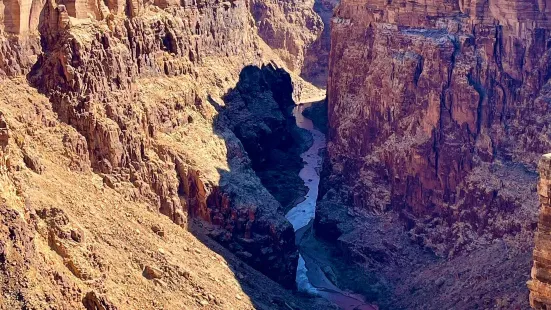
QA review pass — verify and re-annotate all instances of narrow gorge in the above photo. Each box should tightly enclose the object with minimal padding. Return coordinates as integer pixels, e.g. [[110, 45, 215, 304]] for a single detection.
[[2, 0, 551, 309]]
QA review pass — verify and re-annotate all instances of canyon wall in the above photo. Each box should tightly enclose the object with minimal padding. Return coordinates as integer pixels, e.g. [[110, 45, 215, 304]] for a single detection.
[[324, 0, 551, 256], [318, 0, 551, 308], [28, 0, 302, 287], [249, 0, 323, 75], [0, 77, 333, 309], [0, 0, 332, 307], [301, 0, 338, 88]]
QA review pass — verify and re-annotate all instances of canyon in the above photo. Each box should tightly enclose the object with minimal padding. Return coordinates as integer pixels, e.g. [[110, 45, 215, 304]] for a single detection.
[[0, 0, 334, 308], [2, 0, 551, 309], [320, 0, 551, 308]]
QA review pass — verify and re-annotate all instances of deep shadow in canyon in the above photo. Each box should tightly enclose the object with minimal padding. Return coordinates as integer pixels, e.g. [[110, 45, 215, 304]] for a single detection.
[[211, 64, 314, 213], [25, 29, 327, 306], [187, 64, 327, 308], [6, 0, 549, 307], [13, 1, 338, 307], [21, 1, 329, 304], [201, 64, 388, 309]]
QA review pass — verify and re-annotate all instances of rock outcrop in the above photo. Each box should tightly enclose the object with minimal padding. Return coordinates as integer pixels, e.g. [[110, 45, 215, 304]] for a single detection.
[[26, 0, 303, 287], [0, 34, 41, 77], [219, 65, 312, 210], [0, 0, 330, 306], [0, 0, 43, 76], [319, 0, 551, 308], [82, 291, 119, 310], [529, 154, 551, 309]]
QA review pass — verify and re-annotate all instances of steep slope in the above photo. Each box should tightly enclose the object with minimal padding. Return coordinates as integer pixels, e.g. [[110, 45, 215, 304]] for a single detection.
[[30, 0, 301, 287], [249, 0, 323, 75], [319, 0, 551, 308], [0, 0, 335, 308], [0, 78, 334, 310], [301, 0, 338, 88]]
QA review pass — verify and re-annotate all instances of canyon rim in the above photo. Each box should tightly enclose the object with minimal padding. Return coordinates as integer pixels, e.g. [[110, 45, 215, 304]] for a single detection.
[[2, 0, 551, 309]]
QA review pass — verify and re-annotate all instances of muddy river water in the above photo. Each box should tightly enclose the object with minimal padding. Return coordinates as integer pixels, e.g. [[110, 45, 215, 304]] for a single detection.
[[285, 101, 377, 310]]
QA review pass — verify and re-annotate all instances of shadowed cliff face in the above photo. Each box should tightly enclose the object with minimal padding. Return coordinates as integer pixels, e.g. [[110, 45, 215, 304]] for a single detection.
[[324, 0, 551, 255], [196, 64, 307, 287], [218, 65, 312, 211], [318, 0, 551, 308]]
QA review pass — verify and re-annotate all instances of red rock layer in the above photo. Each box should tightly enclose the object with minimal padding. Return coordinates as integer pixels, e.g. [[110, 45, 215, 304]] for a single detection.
[[324, 0, 551, 256]]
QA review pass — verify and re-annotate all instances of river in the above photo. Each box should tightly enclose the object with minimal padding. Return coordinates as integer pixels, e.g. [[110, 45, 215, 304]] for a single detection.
[[285, 101, 377, 310]]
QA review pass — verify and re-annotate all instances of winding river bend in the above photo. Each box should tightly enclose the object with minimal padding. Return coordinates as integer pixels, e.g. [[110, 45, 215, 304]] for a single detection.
[[285, 100, 377, 310]]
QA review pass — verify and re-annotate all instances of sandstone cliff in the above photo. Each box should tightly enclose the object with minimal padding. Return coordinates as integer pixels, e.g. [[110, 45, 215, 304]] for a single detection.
[[318, 0, 551, 308], [0, 0, 335, 308], [301, 0, 338, 88]]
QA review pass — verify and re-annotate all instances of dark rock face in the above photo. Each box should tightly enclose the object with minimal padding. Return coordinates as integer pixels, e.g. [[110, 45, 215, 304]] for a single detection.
[[220, 65, 310, 211], [318, 0, 551, 308], [314, 200, 349, 241], [324, 0, 551, 256], [206, 65, 306, 284], [221, 65, 296, 171], [302, 99, 328, 133]]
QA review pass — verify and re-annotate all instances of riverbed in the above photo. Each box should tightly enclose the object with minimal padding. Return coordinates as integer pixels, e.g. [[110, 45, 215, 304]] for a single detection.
[[285, 101, 377, 310]]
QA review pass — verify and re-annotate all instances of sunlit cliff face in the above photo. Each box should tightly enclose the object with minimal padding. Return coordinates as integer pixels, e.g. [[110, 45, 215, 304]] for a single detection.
[[0, 0, 334, 308]]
